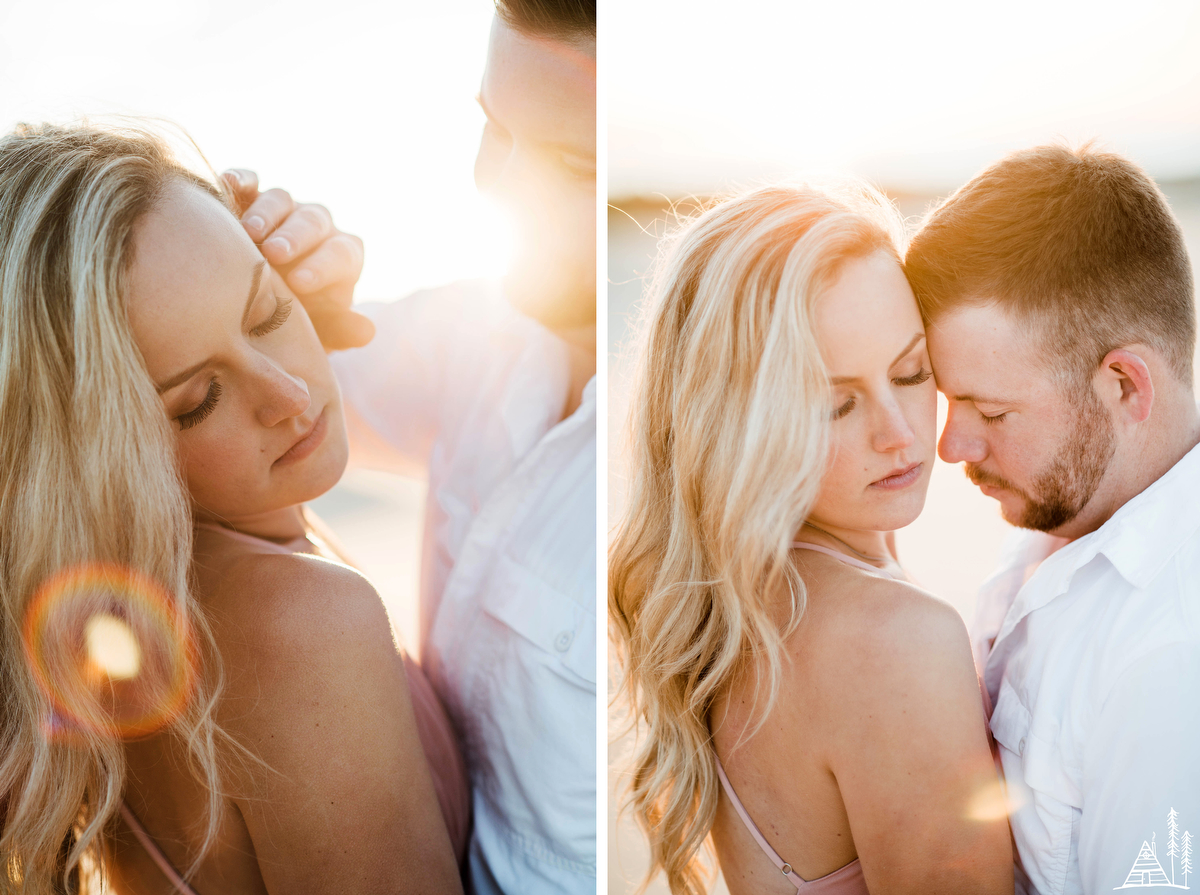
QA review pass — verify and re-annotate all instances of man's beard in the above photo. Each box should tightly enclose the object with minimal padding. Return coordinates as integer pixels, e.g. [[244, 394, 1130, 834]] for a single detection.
[[966, 385, 1116, 532]]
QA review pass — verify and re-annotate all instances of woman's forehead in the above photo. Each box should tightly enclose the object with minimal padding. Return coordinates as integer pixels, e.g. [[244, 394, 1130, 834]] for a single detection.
[[125, 180, 259, 376], [817, 252, 923, 375]]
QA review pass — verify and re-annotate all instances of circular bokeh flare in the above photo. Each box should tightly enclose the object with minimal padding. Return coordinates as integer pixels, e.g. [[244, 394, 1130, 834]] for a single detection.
[[22, 564, 197, 740]]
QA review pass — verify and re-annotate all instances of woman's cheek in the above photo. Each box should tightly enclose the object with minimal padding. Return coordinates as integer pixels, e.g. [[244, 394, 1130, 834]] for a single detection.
[[177, 425, 258, 510], [813, 424, 859, 513]]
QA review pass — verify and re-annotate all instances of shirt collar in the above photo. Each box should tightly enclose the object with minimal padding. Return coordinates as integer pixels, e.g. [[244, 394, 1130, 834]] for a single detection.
[[1092, 436, 1200, 588], [990, 435, 1200, 648]]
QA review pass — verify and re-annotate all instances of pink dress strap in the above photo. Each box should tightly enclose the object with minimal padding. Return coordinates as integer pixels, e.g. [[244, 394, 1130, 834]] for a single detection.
[[119, 802, 202, 895], [194, 521, 308, 554], [714, 755, 805, 888], [713, 755, 867, 892], [791, 541, 902, 580]]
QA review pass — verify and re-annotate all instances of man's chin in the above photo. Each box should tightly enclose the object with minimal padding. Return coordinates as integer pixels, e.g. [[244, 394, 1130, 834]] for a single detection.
[[502, 269, 595, 331], [980, 486, 1027, 527]]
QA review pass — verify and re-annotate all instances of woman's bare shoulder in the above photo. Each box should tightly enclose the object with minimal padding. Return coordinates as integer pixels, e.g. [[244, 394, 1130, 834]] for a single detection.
[[197, 542, 394, 671], [189, 540, 461, 891], [799, 554, 964, 637], [799, 563, 975, 699]]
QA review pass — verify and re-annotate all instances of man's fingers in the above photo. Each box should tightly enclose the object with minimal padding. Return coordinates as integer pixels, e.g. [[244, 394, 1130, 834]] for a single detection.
[[222, 179, 365, 319], [305, 305, 376, 351], [222, 169, 260, 213], [285, 233, 364, 304], [263, 203, 335, 266], [240, 187, 297, 244]]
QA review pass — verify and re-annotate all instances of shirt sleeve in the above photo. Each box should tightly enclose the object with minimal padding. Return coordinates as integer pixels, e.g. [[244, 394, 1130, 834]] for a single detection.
[[330, 281, 497, 474], [1079, 641, 1200, 894]]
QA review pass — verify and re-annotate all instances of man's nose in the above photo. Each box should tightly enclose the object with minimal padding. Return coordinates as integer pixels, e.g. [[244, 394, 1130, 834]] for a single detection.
[[938, 404, 987, 464], [473, 130, 505, 195]]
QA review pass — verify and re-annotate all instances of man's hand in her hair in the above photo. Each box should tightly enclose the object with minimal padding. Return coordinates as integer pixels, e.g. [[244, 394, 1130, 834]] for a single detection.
[[223, 169, 374, 351]]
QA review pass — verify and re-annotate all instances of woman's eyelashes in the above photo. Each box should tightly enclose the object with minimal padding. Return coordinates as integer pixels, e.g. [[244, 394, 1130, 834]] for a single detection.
[[893, 367, 932, 387], [832, 367, 930, 420], [250, 293, 292, 337], [176, 379, 222, 430]]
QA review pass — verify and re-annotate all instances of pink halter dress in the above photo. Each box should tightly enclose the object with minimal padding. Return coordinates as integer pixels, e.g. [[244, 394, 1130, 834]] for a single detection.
[[120, 523, 470, 895], [713, 540, 901, 894]]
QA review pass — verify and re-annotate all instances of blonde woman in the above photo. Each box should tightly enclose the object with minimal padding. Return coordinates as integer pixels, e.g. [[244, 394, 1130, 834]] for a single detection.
[[0, 123, 466, 894], [610, 184, 1013, 894]]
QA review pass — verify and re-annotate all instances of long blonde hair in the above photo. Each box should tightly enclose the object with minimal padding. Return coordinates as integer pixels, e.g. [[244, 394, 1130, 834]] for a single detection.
[[0, 122, 235, 893], [610, 182, 906, 895]]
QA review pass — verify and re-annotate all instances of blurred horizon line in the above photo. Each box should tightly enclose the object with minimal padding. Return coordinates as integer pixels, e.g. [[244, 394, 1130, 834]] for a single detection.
[[609, 171, 1200, 212]]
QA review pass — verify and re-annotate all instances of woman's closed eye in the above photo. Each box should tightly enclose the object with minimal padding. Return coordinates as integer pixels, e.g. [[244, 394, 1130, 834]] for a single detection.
[[893, 367, 932, 387], [176, 379, 222, 430], [250, 294, 292, 337]]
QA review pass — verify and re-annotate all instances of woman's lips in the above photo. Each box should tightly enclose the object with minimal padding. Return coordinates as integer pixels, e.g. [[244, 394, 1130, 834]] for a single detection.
[[869, 461, 923, 490], [274, 409, 327, 467]]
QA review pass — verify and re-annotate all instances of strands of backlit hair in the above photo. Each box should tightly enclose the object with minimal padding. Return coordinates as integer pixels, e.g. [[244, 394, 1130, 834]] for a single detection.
[[610, 181, 906, 895], [0, 122, 241, 894]]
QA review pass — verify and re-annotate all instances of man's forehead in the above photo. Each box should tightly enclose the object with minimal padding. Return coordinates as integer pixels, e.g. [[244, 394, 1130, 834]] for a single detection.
[[926, 303, 1051, 398], [482, 18, 595, 142]]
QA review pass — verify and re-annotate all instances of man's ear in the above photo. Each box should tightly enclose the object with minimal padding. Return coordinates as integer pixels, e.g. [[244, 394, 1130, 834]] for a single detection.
[[1096, 347, 1154, 424]]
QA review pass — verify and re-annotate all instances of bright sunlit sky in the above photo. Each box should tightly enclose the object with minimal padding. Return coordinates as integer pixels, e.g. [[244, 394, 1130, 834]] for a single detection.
[[0, 0, 509, 302], [609, 0, 1200, 196]]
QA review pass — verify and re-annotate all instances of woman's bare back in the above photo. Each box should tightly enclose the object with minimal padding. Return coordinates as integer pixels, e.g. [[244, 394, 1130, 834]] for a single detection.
[[709, 550, 1011, 895]]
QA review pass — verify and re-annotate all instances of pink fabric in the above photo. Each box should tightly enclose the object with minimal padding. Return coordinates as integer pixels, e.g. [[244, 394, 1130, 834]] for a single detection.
[[791, 541, 900, 578], [119, 802, 201, 895], [124, 523, 471, 892], [714, 756, 867, 893], [402, 652, 471, 861]]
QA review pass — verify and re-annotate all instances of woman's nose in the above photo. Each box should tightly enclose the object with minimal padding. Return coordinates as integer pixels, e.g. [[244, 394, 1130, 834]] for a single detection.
[[872, 399, 916, 454], [253, 357, 310, 428]]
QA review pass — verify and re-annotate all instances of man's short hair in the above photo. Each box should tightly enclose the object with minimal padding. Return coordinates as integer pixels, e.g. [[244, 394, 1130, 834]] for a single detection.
[[494, 0, 595, 43], [905, 143, 1196, 385]]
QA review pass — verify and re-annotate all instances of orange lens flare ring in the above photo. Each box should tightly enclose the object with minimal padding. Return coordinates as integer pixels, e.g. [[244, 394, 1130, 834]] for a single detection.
[[22, 564, 198, 739]]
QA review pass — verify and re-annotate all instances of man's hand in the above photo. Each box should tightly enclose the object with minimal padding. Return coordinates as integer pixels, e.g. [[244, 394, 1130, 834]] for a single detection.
[[223, 169, 374, 351]]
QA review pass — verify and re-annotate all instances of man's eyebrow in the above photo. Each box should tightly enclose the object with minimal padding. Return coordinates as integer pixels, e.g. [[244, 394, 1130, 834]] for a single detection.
[[155, 259, 266, 394], [829, 333, 925, 386]]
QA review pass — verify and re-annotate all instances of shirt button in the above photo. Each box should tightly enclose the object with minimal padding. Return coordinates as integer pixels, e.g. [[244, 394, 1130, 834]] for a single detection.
[[554, 630, 573, 652], [1018, 737, 1026, 756]]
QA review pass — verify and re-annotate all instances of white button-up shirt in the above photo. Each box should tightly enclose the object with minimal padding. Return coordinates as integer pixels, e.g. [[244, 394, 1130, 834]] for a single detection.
[[972, 441, 1200, 895], [332, 279, 597, 894]]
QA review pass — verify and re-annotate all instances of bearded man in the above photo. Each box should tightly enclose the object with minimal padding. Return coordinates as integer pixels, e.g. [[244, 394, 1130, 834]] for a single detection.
[[908, 144, 1200, 895]]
